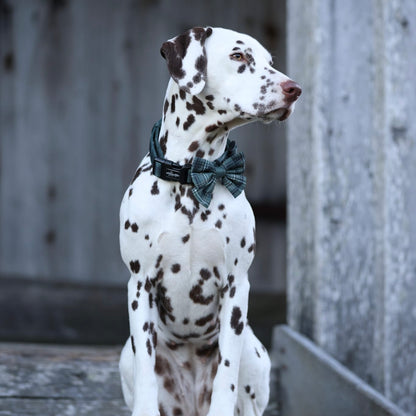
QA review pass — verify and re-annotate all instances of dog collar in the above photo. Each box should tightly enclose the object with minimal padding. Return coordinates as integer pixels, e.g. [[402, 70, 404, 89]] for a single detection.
[[149, 119, 246, 208]]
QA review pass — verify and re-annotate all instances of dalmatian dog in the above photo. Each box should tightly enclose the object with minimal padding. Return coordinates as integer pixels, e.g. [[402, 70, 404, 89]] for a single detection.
[[119, 27, 301, 416]]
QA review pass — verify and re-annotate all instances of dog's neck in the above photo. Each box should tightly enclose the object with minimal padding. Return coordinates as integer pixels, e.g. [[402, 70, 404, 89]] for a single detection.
[[158, 80, 241, 165]]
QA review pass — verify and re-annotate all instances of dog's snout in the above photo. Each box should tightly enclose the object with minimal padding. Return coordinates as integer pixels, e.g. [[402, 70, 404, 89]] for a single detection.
[[280, 80, 302, 103]]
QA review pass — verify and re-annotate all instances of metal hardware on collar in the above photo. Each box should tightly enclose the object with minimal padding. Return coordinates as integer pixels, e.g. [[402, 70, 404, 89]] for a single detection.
[[153, 158, 192, 185]]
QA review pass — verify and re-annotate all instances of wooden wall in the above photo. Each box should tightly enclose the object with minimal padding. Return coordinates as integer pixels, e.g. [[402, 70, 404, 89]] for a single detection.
[[287, 0, 416, 413], [0, 1, 287, 294]]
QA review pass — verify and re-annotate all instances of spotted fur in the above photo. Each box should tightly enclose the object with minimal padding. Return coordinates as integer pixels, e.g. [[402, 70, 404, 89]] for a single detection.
[[119, 26, 300, 416]]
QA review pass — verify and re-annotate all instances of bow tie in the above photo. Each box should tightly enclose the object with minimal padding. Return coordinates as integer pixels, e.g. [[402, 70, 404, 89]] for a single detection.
[[149, 119, 246, 208]]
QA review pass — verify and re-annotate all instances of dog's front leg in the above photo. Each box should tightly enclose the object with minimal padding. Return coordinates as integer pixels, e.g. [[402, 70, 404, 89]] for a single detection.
[[208, 276, 250, 416], [127, 274, 160, 416]]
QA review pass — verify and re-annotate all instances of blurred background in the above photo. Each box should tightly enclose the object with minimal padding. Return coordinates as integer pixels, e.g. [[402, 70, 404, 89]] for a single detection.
[[0, 0, 287, 347], [2, 1, 416, 414]]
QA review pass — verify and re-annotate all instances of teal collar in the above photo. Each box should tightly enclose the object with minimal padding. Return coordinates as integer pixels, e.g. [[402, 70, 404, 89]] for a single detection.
[[149, 119, 246, 208]]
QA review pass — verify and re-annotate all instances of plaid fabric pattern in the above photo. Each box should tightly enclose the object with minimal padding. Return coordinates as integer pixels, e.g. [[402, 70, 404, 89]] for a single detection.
[[149, 119, 246, 208], [191, 141, 246, 208]]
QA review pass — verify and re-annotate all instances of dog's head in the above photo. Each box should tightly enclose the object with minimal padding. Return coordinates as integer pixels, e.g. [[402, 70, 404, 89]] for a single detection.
[[160, 27, 301, 124]]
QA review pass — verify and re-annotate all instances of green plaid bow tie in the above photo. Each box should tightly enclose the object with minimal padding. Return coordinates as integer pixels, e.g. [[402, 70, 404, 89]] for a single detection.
[[190, 142, 246, 207], [149, 119, 246, 208]]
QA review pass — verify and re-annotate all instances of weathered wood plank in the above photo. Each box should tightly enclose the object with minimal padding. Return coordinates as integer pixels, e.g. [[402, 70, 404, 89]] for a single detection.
[[0, 342, 278, 416], [0, 0, 288, 293], [287, 0, 416, 413], [0, 399, 128, 416], [271, 326, 407, 416], [0, 343, 129, 416]]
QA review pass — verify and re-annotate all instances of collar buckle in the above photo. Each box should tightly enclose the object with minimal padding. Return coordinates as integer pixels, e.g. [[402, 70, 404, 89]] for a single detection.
[[153, 158, 191, 184]]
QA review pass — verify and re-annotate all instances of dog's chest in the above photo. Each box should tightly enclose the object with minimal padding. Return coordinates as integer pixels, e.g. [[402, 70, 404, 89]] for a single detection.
[[120, 167, 255, 339]]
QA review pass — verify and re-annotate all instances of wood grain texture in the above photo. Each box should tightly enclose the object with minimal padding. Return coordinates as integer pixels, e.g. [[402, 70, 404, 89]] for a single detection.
[[0, 342, 279, 416], [287, 0, 416, 413], [0, 343, 130, 416], [0, 0, 288, 292]]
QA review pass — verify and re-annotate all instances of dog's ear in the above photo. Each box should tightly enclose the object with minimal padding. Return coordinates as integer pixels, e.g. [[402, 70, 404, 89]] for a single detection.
[[161, 27, 213, 96]]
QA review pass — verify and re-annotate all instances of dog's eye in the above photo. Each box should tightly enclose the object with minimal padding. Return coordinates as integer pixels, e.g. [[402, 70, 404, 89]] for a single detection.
[[230, 52, 244, 61]]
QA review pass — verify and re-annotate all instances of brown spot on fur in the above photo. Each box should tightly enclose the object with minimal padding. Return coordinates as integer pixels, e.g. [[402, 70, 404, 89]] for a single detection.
[[188, 141, 199, 152], [160, 132, 168, 154], [205, 124, 218, 132], [146, 338, 152, 356], [213, 267, 220, 279], [164, 376, 175, 393], [195, 313, 214, 326], [151, 181, 160, 195], [155, 254, 163, 268], [200, 268, 211, 280], [155, 355, 172, 375], [238, 64, 246, 73], [196, 341, 218, 357], [171, 94, 176, 113], [183, 114, 195, 130], [186, 96, 206, 115], [175, 194, 182, 211], [231, 306, 244, 335], [189, 285, 214, 305], [129, 260, 140, 274], [156, 284, 175, 324]]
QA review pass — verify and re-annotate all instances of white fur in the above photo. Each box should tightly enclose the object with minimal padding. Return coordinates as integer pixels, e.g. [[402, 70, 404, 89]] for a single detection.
[[119, 27, 300, 416]]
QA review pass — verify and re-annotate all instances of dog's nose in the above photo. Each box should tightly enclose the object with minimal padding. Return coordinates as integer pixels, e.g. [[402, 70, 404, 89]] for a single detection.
[[281, 80, 302, 103]]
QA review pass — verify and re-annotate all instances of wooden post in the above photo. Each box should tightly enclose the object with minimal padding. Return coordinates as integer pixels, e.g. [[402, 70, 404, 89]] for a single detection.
[[287, 0, 416, 413]]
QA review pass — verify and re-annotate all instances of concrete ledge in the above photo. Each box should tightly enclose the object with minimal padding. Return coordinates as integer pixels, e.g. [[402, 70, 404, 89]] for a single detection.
[[271, 325, 408, 416]]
